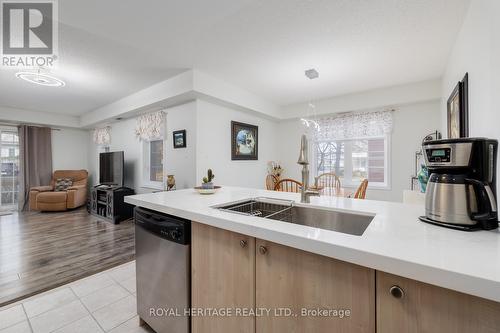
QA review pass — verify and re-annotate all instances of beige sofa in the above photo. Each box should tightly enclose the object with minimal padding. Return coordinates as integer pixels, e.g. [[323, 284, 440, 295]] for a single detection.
[[29, 170, 88, 212]]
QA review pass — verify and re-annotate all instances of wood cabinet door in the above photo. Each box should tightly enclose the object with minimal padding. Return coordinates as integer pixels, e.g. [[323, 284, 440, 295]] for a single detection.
[[255, 239, 375, 333], [377, 271, 500, 333], [191, 222, 255, 333]]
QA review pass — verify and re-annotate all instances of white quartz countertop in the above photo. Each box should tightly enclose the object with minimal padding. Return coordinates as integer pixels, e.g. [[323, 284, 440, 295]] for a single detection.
[[125, 186, 500, 303]]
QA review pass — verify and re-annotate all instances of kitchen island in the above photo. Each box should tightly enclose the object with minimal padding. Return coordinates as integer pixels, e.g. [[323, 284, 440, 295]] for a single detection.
[[125, 187, 500, 332]]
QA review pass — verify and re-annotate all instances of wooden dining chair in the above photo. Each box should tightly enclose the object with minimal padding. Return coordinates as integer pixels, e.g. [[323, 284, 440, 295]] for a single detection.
[[316, 172, 341, 189], [274, 178, 302, 193], [316, 172, 341, 196], [265, 174, 278, 190], [353, 179, 369, 199]]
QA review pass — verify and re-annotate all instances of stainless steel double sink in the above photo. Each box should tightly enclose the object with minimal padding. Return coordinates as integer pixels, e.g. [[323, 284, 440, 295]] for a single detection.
[[214, 197, 374, 236]]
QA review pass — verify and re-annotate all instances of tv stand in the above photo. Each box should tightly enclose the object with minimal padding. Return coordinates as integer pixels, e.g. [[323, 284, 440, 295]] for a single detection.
[[90, 185, 135, 224]]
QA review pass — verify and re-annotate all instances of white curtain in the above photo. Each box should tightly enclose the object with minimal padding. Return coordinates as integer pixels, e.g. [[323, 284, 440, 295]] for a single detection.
[[314, 110, 393, 141], [135, 111, 166, 141], [93, 126, 111, 145]]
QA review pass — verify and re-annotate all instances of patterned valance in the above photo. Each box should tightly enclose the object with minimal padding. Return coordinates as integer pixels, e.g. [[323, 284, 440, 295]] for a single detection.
[[314, 110, 393, 141], [135, 111, 166, 141], [93, 126, 111, 145]]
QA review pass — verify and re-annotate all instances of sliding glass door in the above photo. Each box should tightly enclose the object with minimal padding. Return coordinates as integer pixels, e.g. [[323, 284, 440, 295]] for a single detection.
[[0, 127, 20, 210]]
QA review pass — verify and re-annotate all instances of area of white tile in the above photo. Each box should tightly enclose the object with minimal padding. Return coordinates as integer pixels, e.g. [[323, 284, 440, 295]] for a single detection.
[[0, 261, 146, 333], [108, 316, 151, 333], [106, 263, 135, 282], [29, 300, 88, 333], [118, 276, 136, 294], [70, 273, 115, 298], [0, 305, 26, 330], [23, 288, 76, 318], [92, 295, 137, 331], [0, 320, 31, 333], [52, 315, 102, 333], [80, 284, 129, 313]]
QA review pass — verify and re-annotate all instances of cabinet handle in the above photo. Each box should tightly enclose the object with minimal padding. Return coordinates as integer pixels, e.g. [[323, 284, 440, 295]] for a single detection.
[[259, 245, 268, 255], [389, 285, 405, 299], [240, 240, 247, 248]]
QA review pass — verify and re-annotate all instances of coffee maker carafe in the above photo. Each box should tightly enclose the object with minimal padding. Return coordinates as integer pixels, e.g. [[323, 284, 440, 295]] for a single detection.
[[420, 138, 498, 230]]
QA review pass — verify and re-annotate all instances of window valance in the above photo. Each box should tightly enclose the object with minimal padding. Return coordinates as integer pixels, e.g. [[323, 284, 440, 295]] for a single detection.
[[314, 110, 393, 141], [135, 111, 166, 141], [93, 126, 111, 145]]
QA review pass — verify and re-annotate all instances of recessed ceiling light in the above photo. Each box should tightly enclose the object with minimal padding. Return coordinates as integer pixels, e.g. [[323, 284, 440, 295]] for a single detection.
[[15, 71, 65, 87], [305, 68, 319, 80]]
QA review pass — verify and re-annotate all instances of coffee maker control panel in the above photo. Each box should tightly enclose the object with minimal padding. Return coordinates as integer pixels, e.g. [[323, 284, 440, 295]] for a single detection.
[[426, 148, 451, 163], [423, 142, 473, 168]]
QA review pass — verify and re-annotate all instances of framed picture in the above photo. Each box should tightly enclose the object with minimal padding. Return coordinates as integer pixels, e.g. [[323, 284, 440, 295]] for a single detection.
[[173, 130, 186, 148], [231, 121, 258, 160], [447, 73, 469, 138]]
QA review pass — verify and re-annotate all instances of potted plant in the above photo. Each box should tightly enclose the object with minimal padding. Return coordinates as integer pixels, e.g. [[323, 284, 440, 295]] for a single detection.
[[202, 169, 215, 189]]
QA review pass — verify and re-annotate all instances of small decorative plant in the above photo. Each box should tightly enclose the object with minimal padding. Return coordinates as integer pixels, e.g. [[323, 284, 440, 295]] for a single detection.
[[202, 169, 215, 189]]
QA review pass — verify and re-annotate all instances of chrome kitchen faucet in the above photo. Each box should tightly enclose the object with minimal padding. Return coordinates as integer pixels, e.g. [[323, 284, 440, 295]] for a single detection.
[[297, 134, 320, 203]]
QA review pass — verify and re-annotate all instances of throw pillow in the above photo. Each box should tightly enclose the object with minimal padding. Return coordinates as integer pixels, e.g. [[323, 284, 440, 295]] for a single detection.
[[55, 178, 73, 191]]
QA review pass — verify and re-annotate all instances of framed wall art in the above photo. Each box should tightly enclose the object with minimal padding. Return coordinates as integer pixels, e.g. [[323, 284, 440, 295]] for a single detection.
[[231, 121, 258, 160], [173, 130, 186, 148], [447, 73, 469, 138]]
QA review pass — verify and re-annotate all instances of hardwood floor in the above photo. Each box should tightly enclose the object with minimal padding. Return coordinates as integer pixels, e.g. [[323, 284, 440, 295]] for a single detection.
[[0, 208, 135, 307]]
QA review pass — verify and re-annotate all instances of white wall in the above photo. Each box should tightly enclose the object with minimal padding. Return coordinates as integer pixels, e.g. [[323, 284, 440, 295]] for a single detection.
[[388, 102, 441, 202], [88, 102, 197, 193], [88, 116, 141, 191], [196, 99, 279, 189], [0, 106, 80, 128], [88, 99, 278, 192], [442, 0, 500, 196], [277, 101, 441, 202], [51, 128, 90, 171], [165, 102, 197, 189], [80, 70, 281, 128], [283, 79, 442, 119]]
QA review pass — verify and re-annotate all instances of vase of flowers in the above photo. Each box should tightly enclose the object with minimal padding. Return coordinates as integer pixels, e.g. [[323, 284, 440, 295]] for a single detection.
[[268, 161, 284, 180]]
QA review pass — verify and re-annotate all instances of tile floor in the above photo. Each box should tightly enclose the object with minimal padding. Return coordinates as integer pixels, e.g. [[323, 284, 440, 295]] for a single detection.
[[0, 261, 152, 333]]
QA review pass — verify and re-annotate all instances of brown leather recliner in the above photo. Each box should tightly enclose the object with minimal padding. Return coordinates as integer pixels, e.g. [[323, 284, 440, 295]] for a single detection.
[[29, 170, 88, 212]]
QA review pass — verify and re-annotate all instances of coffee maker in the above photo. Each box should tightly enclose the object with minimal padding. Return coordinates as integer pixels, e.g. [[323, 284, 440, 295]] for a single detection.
[[420, 138, 498, 230]]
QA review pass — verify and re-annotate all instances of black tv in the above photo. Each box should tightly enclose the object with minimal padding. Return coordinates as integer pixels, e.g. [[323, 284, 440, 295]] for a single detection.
[[99, 151, 124, 187]]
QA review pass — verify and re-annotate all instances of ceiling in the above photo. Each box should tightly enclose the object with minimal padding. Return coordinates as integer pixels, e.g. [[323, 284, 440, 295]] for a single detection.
[[0, 0, 470, 116]]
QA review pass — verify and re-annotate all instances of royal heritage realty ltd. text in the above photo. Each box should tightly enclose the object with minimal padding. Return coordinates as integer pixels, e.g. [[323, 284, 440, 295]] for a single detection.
[[149, 307, 352, 319]]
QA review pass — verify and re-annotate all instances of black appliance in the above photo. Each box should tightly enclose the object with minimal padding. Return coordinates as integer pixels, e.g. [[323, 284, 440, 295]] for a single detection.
[[420, 137, 498, 230], [99, 151, 124, 187]]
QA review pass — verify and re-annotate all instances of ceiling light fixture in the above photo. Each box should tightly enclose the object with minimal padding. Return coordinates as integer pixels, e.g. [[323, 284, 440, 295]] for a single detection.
[[15, 70, 65, 87], [301, 69, 321, 132]]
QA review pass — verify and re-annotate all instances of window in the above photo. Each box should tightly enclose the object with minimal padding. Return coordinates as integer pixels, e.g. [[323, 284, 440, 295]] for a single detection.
[[313, 110, 393, 189], [142, 139, 164, 189], [0, 128, 20, 209], [149, 140, 164, 182], [315, 137, 389, 188]]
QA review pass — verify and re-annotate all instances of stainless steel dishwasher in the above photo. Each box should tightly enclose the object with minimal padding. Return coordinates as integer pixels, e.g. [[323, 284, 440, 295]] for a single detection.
[[135, 207, 190, 333]]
